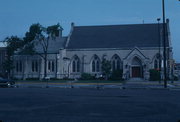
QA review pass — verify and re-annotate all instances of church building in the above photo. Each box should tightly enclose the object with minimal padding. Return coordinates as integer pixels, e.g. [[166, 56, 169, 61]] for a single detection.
[[12, 20, 173, 80]]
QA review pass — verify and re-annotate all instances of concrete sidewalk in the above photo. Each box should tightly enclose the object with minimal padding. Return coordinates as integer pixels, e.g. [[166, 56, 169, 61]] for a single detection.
[[14, 80, 180, 90]]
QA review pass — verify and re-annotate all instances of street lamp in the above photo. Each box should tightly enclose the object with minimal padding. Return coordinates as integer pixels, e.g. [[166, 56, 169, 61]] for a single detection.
[[162, 0, 167, 88], [157, 18, 161, 83]]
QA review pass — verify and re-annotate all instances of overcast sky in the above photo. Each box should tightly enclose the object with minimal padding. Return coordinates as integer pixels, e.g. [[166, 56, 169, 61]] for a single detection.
[[0, 0, 179, 61]]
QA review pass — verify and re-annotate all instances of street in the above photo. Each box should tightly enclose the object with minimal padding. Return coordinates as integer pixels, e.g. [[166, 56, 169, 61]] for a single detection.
[[0, 88, 180, 122]]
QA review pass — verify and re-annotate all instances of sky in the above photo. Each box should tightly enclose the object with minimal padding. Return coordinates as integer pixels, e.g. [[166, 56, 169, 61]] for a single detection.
[[0, 0, 179, 61]]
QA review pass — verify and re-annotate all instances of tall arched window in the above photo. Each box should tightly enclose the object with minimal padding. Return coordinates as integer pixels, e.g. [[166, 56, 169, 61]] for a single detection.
[[91, 55, 100, 72], [72, 55, 80, 72], [16, 60, 23, 72], [32, 60, 39, 72], [47, 60, 55, 72], [111, 54, 122, 71], [154, 59, 158, 69], [154, 53, 161, 69]]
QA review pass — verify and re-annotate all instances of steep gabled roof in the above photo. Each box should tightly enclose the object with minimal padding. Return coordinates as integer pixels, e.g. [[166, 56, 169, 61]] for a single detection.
[[34, 37, 66, 53], [66, 23, 166, 49]]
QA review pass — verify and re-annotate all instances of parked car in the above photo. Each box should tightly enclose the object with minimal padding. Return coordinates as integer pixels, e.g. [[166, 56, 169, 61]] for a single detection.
[[0, 77, 15, 88]]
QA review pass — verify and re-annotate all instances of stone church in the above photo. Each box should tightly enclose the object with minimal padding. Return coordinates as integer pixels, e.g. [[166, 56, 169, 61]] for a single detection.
[[13, 20, 173, 80]]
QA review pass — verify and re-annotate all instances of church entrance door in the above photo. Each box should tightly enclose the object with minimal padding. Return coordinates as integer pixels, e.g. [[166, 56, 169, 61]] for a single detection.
[[131, 56, 143, 78], [132, 66, 141, 77]]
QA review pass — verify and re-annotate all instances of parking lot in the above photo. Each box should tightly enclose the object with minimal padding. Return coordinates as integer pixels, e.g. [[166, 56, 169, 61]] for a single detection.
[[0, 88, 180, 122]]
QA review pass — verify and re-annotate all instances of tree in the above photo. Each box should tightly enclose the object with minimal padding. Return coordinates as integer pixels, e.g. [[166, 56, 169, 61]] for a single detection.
[[3, 23, 61, 79], [3, 36, 24, 78], [149, 69, 161, 81], [101, 59, 111, 80], [19, 23, 42, 55], [23, 23, 61, 79]]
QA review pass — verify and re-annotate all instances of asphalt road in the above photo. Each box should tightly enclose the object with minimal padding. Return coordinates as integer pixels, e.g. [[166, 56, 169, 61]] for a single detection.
[[0, 88, 180, 122]]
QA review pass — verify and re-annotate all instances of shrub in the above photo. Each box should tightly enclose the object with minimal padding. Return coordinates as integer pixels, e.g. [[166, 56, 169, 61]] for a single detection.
[[26, 78, 39, 81], [101, 59, 111, 80], [149, 69, 160, 81], [174, 75, 179, 81], [110, 69, 123, 80], [62, 77, 74, 80], [0, 73, 5, 78], [80, 73, 95, 80]]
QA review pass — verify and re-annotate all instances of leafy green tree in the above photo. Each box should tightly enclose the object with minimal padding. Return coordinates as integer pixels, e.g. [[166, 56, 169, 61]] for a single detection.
[[20, 23, 61, 79], [3, 36, 23, 78], [101, 59, 111, 80], [34, 23, 61, 78], [19, 23, 41, 55], [3, 23, 61, 79]]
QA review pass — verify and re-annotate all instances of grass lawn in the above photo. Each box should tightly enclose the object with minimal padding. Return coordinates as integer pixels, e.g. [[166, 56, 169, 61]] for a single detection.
[[75, 80, 124, 83], [16, 79, 124, 84], [16, 79, 69, 83]]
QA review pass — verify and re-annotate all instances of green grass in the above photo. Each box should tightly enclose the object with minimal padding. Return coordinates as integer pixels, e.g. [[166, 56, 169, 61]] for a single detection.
[[75, 80, 124, 83], [17, 79, 69, 83], [16, 79, 124, 84]]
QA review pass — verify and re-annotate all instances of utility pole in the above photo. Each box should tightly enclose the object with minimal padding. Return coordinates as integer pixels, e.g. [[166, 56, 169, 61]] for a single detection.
[[157, 18, 161, 83], [162, 0, 167, 88]]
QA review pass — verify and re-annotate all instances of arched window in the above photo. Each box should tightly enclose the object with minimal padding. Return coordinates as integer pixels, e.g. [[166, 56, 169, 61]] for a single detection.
[[96, 60, 100, 72], [77, 60, 80, 72], [154, 59, 158, 69], [111, 55, 122, 71], [16, 60, 23, 72], [72, 61, 76, 72], [72, 55, 80, 72], [154, 53, 161, 69], [92, 60, 95, 72], [132, 57, 141, 66], [32, 60, 39, 72], [47, 60, 55, 72], [91, 55, 100, 72]]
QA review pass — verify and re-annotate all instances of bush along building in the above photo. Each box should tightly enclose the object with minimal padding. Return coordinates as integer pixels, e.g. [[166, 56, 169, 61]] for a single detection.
[[0, 42, 7, 77], [12, 20, 173, 81]]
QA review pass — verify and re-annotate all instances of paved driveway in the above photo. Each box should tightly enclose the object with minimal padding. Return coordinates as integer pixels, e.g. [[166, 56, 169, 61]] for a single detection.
[[0, 88, 180, 122]]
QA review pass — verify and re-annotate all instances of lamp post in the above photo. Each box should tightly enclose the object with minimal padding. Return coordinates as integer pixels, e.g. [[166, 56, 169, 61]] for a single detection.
[[157, 18, 161, 83], [162, 0, 167, 88]]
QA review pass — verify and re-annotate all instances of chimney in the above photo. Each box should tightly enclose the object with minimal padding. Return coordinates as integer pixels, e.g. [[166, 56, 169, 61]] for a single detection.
[[58, 26, 63, 38], [71, 22, 75, 27], [166, 18, 169, 23]]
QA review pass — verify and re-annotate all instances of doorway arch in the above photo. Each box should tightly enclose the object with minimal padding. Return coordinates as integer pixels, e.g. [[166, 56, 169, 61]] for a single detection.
[[131, 56, 143, 78]]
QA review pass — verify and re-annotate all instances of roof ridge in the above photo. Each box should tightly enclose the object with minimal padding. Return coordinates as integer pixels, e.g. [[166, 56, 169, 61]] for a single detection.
[[74, 23, 162, 28]]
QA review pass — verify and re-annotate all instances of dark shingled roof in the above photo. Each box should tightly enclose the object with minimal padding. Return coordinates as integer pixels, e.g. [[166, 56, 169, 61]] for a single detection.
[[35, 37, 66, 53], [67, 23, 166, 49]]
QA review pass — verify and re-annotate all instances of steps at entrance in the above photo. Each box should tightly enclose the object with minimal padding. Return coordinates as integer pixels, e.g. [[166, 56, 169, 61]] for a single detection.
[[128, 78, 144, 82]]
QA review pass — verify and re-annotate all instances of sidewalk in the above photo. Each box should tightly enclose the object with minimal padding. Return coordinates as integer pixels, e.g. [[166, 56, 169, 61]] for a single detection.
[[15, 80, 122, 89], [15, 80, 180, 90]]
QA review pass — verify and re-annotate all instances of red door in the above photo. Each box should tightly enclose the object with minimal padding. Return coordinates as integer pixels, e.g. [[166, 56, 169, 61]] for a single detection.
[[132, 67, 141, 77]]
